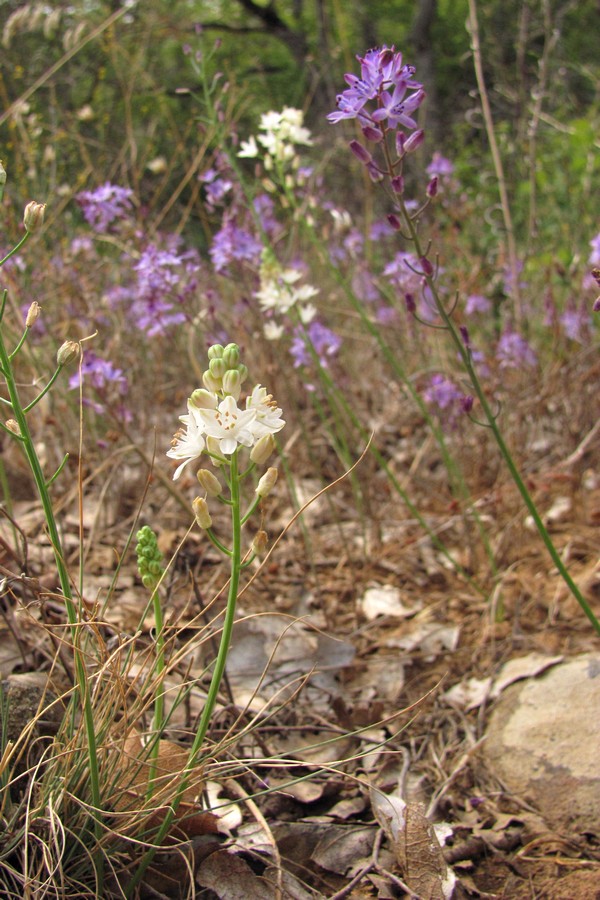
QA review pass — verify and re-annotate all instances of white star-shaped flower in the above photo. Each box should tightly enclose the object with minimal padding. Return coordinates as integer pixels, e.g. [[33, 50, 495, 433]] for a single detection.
[[197, 395, 257, 456], [167, 402, 206, 480], [246, 385, 285, 439], [237, 136, 259, 158]]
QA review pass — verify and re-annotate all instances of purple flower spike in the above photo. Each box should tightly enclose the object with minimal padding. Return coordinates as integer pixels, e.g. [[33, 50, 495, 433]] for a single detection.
[[327, 46, 424, 134], [424, 374, 462, 411], [496, 330, 537, 369], [76, 182, 134, 233]]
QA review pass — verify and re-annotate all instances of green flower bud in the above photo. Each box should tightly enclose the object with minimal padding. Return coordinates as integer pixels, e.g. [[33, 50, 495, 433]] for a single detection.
[[207, 343, 224, 360], [56, 340, 80, 367], [209, 356, 227, 379], [222, 343, 240, 368], [190, 388, 217, 409], [192, 496, 212, 530], [250, 433, 275, 465], [222, 368, 241, 399], [197, 468, 222, 496], [23, 200, 46, 233], [236, 363, 249, 384], [136, 525, 164, 591], [255, 466, 278, 498], [202, 369, 222, 393]]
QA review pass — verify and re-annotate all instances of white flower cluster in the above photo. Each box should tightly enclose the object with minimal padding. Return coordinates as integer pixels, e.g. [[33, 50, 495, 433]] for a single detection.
[[167, 344, 285, 480], [255, 252, 319, 341], [238, 107, 313, 169]]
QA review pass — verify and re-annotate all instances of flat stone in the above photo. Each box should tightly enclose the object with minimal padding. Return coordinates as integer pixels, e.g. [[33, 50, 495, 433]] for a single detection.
[[483, 653, 600, 833]]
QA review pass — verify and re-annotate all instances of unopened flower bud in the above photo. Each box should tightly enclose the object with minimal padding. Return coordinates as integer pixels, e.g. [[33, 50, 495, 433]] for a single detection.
[[349, 140, 372, 164], [209, 356, 227, 379], [366, 162, 384, 183], [250, 433, 275, 465], [207, 343, 224, 360], [593, 296, 600, 313], [387, 213, 402, 231], [5, 419, 20, 436], [405, 293, 416, 314], [206, 435, 225, 467], [391, 175, 404, 194], [252, 530, 268, 556], [192, 496, 212, 530], [23, 201, 46, 232], [361, 125, 383, 143], [256, 466, 278, 498], [222, 368, 241, 399], [0, 160, 6, 185], [190, 388, 217, 409], [460, 325, 470, 347], [403, 128, 425, 155], [25, 301, 41, 328], [420, 256, 434, 277], [461, 395, 474, 414], [57, 340, 80, 367], [197, 468, 222, 497], [202, 369, 222, 393], [222, 343, 240, 368], [236, 363, 249, 384], [426, 175, 439, 198], [395, 132, 406, 157]]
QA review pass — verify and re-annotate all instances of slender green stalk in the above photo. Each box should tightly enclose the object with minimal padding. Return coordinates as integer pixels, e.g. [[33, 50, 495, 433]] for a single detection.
[[126, 450, 244, 896], [396, 194, 600, 635], [144, 586, 166, 800], [0, 324, 105, 885]]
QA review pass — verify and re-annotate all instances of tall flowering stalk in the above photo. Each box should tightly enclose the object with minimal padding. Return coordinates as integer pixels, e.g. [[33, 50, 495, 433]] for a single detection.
[[128, 341, 285, 895], [328, 46, 600, 635], [0, 186, 105, 885]]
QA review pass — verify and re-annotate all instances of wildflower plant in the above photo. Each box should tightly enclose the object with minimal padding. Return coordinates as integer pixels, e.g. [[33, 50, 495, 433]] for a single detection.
[[166, 342, 285, 762], [328, 46, 600, 635], [123, 341, 286, 894]]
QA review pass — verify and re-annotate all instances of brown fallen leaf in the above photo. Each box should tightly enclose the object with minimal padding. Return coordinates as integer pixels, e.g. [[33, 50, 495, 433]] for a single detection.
[[369, 785, 456, 899], [110, 734, 219, 839]]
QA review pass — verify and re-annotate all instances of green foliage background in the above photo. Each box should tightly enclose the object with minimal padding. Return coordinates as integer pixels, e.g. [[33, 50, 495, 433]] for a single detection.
[[0, 0, 598, 257]]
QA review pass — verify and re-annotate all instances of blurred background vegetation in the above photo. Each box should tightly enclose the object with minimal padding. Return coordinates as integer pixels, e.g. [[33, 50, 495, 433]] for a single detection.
[[1, 0, 598, 246]]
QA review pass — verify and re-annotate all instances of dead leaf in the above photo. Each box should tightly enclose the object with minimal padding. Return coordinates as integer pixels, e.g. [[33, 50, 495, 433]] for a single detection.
[[110, 735, 218, 839], [310, 825, 375, 876], [359, 584, 422, 621], [370, 786, 456, 899], [195, 849, 276, 899]]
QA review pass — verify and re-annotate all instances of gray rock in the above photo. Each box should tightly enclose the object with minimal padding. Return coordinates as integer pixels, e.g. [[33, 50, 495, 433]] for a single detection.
[[483, 653, 600, 833]]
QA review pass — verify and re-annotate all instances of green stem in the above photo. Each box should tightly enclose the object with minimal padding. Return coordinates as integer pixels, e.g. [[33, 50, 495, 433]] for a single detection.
[[145, 586, 166, 801], [0, 327, 105, 884], [23, 365, 63, 411], [0, 233, 29, 271], [398, 195, 600, 635], [127, 449, 244, 896]]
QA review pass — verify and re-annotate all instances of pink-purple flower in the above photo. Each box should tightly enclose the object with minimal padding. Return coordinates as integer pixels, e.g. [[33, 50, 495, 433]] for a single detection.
[[327, 46, 424, 134], [76, 182, 134, 233]]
